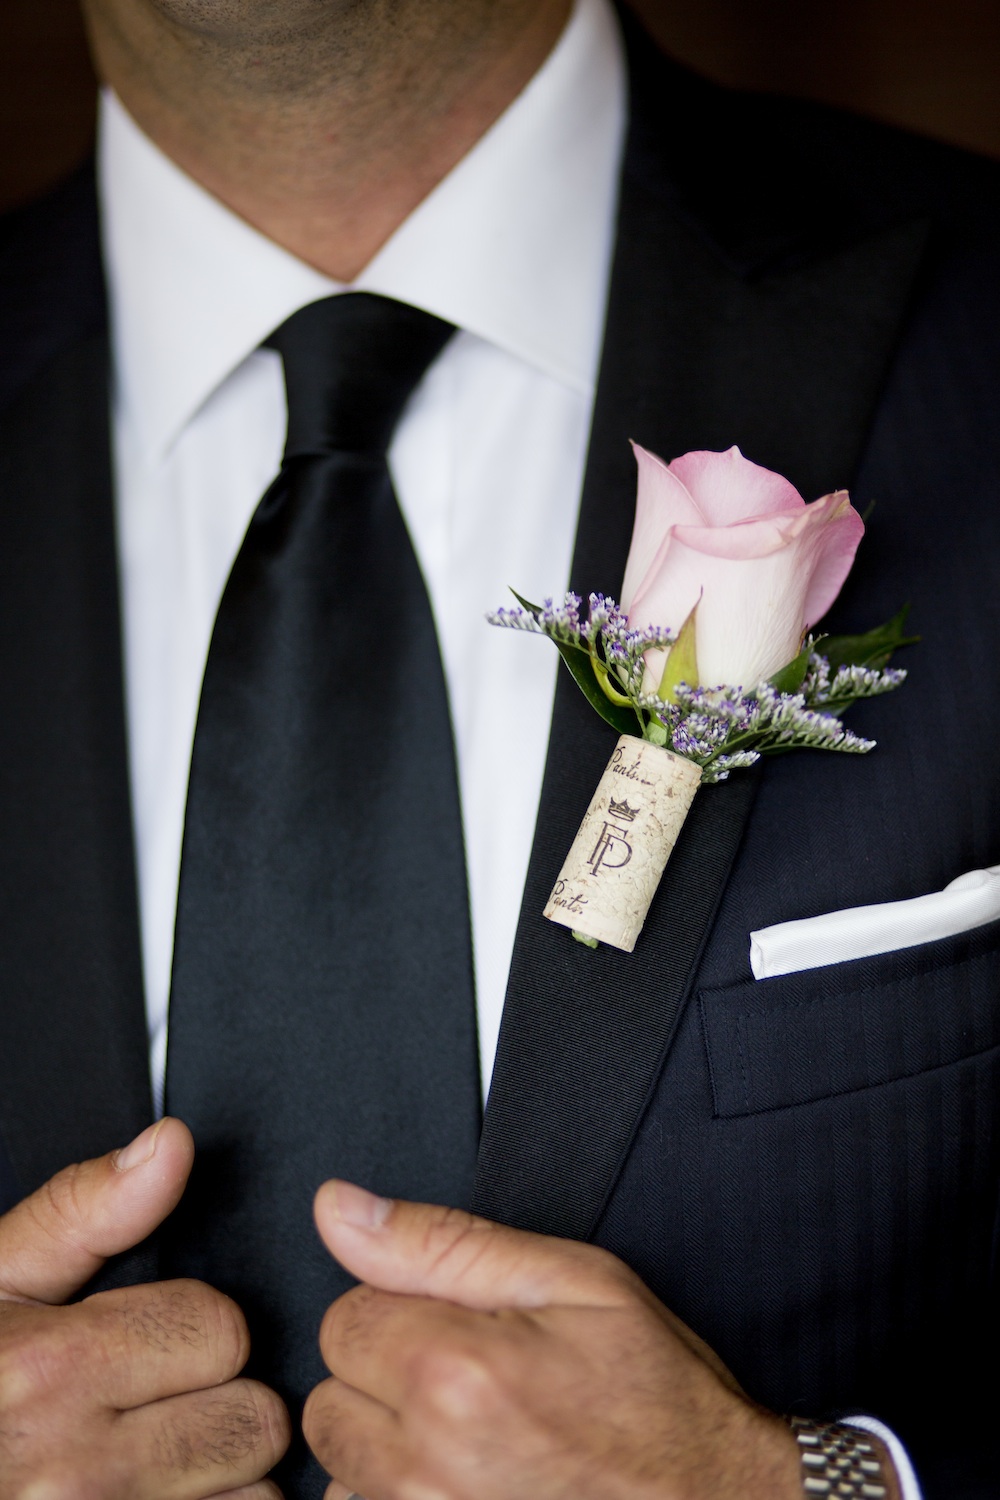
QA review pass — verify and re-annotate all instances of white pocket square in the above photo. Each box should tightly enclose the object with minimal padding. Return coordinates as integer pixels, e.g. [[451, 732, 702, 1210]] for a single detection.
[[750, 864, 1000, 980]]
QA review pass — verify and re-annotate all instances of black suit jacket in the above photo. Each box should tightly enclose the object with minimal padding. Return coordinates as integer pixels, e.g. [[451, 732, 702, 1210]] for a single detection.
[[2, 15, 999, 1496]]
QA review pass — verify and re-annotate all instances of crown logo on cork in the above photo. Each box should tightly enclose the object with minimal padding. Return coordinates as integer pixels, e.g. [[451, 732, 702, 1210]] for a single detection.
[[607, 798, 639, 823]]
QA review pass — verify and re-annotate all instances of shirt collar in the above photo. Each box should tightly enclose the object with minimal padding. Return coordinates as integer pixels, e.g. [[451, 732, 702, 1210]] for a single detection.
[[99, 0, 627, 463]]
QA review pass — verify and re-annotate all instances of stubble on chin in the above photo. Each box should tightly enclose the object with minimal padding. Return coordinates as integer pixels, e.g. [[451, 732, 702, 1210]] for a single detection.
[[110, 0, 513, 92]]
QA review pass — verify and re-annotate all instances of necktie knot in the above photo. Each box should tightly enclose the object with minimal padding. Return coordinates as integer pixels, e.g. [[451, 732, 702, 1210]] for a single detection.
[[267, 292, 455, 458]]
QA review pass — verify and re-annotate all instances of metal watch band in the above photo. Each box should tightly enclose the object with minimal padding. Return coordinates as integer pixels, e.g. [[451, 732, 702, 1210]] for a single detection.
[[787, 1417, 889, 1498]]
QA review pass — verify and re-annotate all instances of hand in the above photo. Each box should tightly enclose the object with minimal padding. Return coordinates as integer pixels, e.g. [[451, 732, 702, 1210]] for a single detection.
[[303, 1183, 806, 1500], [0, 1118, 290, 1499]]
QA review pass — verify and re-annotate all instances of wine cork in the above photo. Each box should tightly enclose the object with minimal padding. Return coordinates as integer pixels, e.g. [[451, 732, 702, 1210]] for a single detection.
[[544, 735, 702, 953]]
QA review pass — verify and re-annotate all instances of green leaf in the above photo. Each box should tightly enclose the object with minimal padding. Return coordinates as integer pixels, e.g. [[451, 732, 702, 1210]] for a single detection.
[[555, 640, 640, 735], [657, 604, 699, 704], [769, 642, 811, 694], [510, 591, 638, 736], [821, 604, 919, 672], [512, 588, 638, 735]]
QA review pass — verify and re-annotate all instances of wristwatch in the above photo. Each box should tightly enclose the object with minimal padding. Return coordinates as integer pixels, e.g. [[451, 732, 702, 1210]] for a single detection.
[[787, 1416, 890, 1497]]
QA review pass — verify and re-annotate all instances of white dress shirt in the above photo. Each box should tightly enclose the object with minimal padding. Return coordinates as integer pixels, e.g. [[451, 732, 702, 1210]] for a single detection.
[[100, 0, 626, 1109], [98, 5, 918, 1490]]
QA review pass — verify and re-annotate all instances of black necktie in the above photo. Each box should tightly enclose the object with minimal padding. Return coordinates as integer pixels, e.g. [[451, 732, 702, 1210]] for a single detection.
[[163, 293, 482, 1498]]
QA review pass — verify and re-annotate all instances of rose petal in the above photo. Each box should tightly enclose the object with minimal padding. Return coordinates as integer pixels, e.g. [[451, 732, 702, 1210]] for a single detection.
[[667, 512, 809, 561], [667, 536, 813, 687], [626, 524, 705, 640], [669, 446, 804, 525], [798, 491, 865, 625], [621, 444, 706, 611], [628, 492, 865, 687]]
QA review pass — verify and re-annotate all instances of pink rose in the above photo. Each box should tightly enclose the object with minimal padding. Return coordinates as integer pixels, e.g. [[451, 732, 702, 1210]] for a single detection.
[[620, 445, 865, 690]]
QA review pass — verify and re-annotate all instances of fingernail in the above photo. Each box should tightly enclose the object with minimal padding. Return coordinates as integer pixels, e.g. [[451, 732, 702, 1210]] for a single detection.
[[114, 1121, 164, 1172], [324, 1180, 392, 1229]]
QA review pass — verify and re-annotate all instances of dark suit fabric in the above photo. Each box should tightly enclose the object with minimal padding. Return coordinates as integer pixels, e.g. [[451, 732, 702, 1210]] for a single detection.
[[588, 39, 1000, 1498], [596, 231, 1000, 1496], [1, 16, 999, 1497]]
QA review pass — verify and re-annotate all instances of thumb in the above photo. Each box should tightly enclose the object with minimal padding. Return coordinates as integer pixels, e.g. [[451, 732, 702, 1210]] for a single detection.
[[0, 1117, 194, 1304], [314, 1180, 635, 1311]]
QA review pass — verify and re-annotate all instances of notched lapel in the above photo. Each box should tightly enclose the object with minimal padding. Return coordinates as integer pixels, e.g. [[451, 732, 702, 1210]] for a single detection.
[[475, 27, 930, 1239], [0, 330, 151, 1200]]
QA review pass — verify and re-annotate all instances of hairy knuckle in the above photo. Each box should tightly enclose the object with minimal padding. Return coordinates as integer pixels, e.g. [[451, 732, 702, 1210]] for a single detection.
[[153, 1413, 202, 1477], [108, 1286, 189, 1368], [114, 1279, 249, 1375], [161, 1278, 221, 1340], [206, 1389, 268, 1468], [154, 1383, 274, 1477], [223, 1382, 289, 1467], [123, 1292, 182, 1361]]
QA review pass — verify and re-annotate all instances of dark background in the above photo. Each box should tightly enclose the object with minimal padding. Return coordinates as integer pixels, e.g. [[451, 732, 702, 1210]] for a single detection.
[[2, 0, 1000, 212]]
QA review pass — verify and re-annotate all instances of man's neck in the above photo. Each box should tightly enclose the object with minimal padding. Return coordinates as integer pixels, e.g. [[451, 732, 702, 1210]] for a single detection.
[[81, 0, 573, 282]]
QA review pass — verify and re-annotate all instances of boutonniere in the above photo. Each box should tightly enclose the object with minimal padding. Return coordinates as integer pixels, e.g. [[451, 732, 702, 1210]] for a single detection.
[[490, 445, 915, 953]]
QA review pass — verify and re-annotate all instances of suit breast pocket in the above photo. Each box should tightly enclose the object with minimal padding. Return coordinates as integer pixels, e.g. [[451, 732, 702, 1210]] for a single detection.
[[699, 919, 1000, 1118]]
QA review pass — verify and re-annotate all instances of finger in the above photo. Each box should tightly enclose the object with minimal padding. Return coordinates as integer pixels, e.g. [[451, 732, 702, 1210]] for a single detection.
[[0, 1280, 250, 1419], [318, 1284, 481, 1408], [303, 1375, 402, 1497], [314, 1181, 637, 1310], [116, 1377, 290, 1500], [79, 1278, 252, 1408], [0, 1118, 194, 1303]]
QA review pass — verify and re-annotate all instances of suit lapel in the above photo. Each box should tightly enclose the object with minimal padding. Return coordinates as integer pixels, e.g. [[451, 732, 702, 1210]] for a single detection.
[[474, 21, 929, 1236], [0, 177, 150, 1201]]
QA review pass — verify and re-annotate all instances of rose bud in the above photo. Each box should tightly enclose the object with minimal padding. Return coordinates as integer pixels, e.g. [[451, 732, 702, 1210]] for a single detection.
[[621, 444, 865, 691]]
